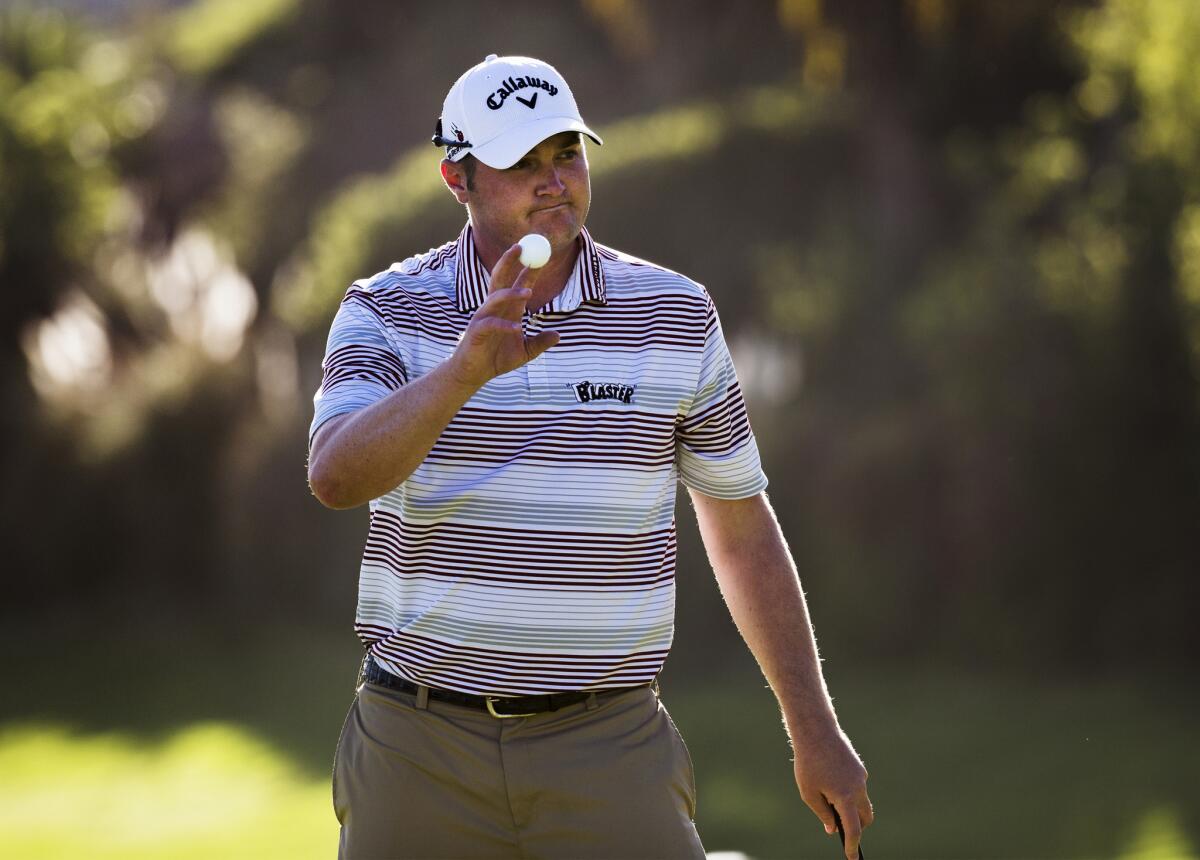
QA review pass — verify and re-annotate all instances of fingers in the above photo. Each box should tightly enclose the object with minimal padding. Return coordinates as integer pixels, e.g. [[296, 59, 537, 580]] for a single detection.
[[512, 258, 542, 293], [488, 244, 526, 294], [802, 790, 840, 838], [462, 316, 522, 347], [524, 330, 560, 361], [489, 243, 545, 295], [833, 801, 863, 860], [462, 319, 559, 363], [806, 790, 869, 860], [858, 791, 874, 828], [477, 285, 530, 324]]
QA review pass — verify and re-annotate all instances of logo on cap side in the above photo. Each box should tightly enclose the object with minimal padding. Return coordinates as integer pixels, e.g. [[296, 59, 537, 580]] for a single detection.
[[446, 122, 467, 158], [486, 76, 559, 111]]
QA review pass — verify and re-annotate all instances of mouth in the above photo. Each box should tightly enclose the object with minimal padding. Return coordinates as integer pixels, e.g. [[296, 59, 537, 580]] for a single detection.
[[532, 202, 571, 214]]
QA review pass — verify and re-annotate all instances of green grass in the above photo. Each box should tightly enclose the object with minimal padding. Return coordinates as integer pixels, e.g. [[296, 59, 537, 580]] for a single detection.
[[0, 627, 1195, 859], [667, 668, 1200, 858], [0, 722, 333, 859]]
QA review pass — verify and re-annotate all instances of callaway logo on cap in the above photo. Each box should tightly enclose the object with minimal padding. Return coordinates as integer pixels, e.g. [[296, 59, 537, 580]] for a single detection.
[[433, 54, 602, 169]]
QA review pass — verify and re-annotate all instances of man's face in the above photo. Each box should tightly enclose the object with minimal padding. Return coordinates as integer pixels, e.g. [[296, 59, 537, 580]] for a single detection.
[[458, 131, 591, 256]]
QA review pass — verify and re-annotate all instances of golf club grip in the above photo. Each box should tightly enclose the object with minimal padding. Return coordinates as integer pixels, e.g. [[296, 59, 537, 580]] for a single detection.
[[832, 808, 864, 859]]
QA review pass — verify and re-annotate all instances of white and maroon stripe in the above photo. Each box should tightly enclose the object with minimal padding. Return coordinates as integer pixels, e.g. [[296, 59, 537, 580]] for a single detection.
[[454, 223, 607, 314], [312, 224, 767, 695]]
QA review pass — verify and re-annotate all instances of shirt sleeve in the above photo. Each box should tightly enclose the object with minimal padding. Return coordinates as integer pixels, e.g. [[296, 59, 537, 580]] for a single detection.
[[675, 293, 769, 499], [309, 288, 409, 446]]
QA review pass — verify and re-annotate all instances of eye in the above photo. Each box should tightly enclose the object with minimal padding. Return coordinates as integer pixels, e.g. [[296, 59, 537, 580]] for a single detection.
[[558, 149, 579, 161], [507, 159, 531, 171]]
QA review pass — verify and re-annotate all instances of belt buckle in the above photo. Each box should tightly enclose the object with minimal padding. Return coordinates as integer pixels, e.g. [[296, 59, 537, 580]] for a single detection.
[[485, 696, 536, 719]]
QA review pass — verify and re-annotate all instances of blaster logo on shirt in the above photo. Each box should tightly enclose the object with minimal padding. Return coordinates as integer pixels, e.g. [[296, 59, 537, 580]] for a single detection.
[[570, 380, 636, 404]]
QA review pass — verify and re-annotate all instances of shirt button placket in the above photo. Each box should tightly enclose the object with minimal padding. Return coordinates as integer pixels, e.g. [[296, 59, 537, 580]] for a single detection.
[[526, 315, 550, 399]]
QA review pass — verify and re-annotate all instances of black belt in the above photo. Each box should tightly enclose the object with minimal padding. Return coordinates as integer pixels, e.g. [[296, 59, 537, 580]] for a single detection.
[[362, 656, 645, 718]]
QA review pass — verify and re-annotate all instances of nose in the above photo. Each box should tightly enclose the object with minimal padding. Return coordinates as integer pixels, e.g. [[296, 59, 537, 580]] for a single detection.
[[536, 163, 566, 196]]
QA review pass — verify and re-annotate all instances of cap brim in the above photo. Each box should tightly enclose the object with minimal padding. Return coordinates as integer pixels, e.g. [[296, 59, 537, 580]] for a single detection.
[[468, 116, 603, 169]]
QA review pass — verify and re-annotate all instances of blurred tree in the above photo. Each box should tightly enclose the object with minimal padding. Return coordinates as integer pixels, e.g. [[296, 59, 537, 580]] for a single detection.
[[3, 0, 1197, 676], [892, 0, 1200, 668], [0, 5, 256, 613]]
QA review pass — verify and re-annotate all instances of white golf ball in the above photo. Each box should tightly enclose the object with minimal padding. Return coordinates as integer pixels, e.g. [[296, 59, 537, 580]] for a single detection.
[[518, 233, 552, 269]]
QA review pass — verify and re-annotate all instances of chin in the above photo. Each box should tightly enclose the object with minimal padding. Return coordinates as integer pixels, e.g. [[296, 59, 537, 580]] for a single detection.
[[544, 216, 581, 245], [551, 229, 582, 255]]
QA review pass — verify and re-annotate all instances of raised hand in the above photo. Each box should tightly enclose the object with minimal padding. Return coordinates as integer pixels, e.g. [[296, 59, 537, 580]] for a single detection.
[[447, 242, 561, 390]]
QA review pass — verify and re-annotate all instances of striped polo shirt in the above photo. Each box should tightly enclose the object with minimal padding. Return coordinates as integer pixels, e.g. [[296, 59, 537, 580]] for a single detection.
[[311, 222, 768, 696]]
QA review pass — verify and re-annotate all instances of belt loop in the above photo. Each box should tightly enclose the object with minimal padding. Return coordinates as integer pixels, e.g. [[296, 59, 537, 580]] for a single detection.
[[415, 685, 430, 710], [584, 692, 599, 711]]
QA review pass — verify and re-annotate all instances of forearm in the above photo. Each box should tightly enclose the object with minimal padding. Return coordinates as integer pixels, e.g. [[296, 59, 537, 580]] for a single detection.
[[691, 491, 841, 745], [308, 359, 479, 509], [309, 243, 559, 510], [693, 489, 872, 852]]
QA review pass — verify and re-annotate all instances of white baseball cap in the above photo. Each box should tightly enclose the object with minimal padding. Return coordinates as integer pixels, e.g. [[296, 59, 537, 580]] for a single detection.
[[434, 54, 602, 169]]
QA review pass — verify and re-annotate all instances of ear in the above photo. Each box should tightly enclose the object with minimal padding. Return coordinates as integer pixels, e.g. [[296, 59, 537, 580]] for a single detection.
[[441, 160, 470, 204]]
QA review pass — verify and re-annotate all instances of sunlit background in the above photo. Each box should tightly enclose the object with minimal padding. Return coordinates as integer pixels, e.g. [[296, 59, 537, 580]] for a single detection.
[[2, 0, 1197, 857]]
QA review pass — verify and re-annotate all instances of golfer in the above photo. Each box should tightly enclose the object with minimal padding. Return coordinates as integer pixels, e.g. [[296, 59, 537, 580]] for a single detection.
[[308, 53, 873, 860]]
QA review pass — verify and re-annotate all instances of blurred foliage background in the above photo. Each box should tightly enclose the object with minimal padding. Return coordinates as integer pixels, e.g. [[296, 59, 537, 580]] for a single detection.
[[1, 0, 1197, 857]]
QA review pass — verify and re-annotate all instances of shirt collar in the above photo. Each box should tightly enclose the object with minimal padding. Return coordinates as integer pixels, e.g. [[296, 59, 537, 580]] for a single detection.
[[454, 222, 607, 314]]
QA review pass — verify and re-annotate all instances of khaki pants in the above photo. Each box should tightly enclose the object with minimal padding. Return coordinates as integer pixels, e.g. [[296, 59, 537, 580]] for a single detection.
[[333, 678, 706, 859]]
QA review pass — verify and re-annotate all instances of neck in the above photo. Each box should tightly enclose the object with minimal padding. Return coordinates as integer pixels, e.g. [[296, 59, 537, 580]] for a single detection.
[[474, 229, 581, 311]]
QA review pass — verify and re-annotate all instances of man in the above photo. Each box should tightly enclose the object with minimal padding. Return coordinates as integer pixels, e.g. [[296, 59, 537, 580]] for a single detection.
[[308, 54, 872, 860]]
